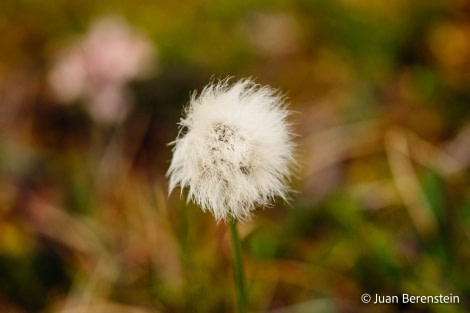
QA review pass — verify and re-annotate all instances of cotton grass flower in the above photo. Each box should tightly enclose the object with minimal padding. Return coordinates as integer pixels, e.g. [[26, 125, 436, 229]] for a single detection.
[[167, 78, 295, 222]]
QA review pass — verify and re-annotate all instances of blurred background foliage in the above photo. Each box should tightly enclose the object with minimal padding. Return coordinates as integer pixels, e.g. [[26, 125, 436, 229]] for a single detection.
[[1, 0, 470, 312]]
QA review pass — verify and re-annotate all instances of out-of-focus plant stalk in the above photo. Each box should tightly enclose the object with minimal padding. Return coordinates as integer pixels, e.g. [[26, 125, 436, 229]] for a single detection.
[[229, 217, 247, 313]]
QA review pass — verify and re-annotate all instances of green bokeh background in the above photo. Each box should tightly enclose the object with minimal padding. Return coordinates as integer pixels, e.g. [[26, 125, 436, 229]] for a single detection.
[[1, 0, 470, 312]]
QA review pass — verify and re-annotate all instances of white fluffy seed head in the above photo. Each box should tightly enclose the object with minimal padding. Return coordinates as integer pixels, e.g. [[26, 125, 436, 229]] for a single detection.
[[167, 78, 296, 222]]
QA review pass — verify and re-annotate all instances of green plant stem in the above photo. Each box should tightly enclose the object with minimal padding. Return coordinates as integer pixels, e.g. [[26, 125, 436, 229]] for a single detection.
[[229, 217, 247, 313]]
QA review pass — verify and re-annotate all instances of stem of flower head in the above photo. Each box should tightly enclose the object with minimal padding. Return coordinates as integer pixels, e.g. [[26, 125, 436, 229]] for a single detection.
[[229, 216, 247, 313]]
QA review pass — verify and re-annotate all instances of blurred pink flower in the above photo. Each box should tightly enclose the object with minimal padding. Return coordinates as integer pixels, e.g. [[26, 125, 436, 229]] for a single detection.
[[87, 84, 131, 125], [82, 17, 155, 85], [48, 15, 156, 124], [48, 44, 87, 103]]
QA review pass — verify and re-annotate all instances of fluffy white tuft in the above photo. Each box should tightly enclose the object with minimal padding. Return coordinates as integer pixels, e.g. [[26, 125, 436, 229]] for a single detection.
[[167, 78, 295, 222]]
